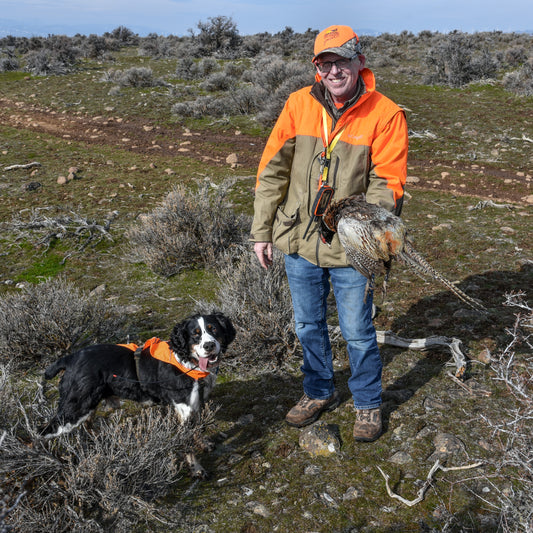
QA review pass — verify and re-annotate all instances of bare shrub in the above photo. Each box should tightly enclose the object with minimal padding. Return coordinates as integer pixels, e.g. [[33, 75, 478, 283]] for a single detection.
[[503, 59, 533, 96], [481, 292, 532, 532], [80, 34, 114, 60], [0, 278, 127, 368], [0, 373, 210, 532], [195, 15, 242, 57], [200, 71, 236, 92], [0, 56, 19, 72], [256, 70, 315, 126], [226, 86, 266, 115], [213, 247, 297, 368], [424, 32, 498, 87], [245, 55, 314, 94], [175, 57, 219, 80], [106, 26, 139, 46], [126, 180, 250, 277], [172, 54, 313, 121], [138, 34, 179, 59], [101, 66, 165, 88], [504, 46, 528, 67], [171, 95, 219, 118], [172, 87, 266, 118], [24, 49, 70, 76], [175, 57, 196, 79]]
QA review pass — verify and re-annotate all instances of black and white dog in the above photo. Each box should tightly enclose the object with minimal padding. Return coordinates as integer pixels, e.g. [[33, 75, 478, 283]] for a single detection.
[[41, 312, 235, 475]]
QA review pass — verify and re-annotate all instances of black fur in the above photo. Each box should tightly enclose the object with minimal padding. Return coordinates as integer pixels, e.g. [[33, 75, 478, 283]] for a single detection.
[[41, 313, 235, 438]]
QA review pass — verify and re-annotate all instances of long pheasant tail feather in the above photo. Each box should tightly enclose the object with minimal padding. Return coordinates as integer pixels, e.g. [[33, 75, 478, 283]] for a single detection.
[[400, 242, 486, 312]]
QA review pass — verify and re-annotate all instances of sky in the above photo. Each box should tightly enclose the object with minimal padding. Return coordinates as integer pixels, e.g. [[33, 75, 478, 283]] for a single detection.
[[1, 0, 532, 38]]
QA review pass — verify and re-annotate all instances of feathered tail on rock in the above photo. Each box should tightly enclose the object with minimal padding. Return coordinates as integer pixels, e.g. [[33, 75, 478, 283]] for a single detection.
[[320, 195, 486, 312]]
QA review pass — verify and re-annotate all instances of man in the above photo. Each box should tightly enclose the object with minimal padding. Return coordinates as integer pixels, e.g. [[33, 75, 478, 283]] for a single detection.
[[251, 25, 408, 442]]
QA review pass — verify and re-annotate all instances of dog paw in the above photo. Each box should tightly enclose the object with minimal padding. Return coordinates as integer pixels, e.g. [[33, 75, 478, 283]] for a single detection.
[[185, 452, 209, 479]]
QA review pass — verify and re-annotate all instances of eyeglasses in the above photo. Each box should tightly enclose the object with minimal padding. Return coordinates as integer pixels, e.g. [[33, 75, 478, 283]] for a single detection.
[[315, 56, 356, 73]]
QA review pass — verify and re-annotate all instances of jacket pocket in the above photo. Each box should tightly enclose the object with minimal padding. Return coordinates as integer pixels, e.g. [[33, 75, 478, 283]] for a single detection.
[[272, 205, 299, 254]]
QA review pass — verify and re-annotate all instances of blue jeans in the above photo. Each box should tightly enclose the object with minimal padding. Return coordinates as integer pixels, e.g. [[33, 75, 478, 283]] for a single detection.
[[284, 254, 382, 410]]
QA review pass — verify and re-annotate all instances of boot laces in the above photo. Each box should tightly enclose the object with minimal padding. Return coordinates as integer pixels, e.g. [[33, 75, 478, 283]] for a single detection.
[[298, 394, 313, 407], [358, 409, 373, 422]]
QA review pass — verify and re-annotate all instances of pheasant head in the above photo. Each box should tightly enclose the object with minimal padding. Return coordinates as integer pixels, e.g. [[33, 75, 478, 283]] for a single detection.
[[319, 201, 341, 245]]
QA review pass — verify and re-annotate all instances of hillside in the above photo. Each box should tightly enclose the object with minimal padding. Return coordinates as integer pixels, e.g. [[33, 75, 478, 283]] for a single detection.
[[0, 27, 532, 532]]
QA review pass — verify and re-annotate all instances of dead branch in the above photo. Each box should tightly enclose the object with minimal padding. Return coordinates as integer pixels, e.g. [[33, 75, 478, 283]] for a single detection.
[[375, 330, 468, 379], [446, 371, 492, 396], [6, 209, 118, 261], [3, 162, 42, 171], [377, 459, 483, 507], [509, 134, 533, 143], [467, 200, 516, 211]]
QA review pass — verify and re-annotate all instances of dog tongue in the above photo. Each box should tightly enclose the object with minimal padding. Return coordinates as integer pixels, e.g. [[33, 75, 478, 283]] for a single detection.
[[198, 357, 209, 371]]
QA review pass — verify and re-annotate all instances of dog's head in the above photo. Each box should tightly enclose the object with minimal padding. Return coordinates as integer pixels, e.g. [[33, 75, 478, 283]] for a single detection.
[[169, 313, 236, 372]]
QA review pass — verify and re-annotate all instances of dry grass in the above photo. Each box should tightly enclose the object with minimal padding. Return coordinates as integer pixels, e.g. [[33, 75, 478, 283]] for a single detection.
[[125, 179, 250, 277], [0, 277, 128, 369], [0, 363, 215, 532]]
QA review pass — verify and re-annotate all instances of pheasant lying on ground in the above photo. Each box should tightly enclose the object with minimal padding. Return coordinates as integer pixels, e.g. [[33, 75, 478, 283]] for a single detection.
[[320, 195, 485, 311]]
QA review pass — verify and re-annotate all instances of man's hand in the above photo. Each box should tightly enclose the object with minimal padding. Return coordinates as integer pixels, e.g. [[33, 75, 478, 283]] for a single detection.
[[254, 242, 273, 269]]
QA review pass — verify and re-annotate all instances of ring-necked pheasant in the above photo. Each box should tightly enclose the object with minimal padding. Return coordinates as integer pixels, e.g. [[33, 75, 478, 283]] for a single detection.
[[320, 195, 485, 311]]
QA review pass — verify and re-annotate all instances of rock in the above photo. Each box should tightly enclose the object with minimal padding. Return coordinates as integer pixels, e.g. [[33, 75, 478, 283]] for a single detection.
[[428, 432, 466, 461], [57, 175, 68, 185], [423, 397, 447, 411], [90, 284, 106, 297], [304, 464, 322, 475], [24, 181, 42, 191], [237, 414, 254, 426], [343, 486, 362, 500], [522, 194, 533, 204], [299, 421, 341, 457], [226, 153, 239, 167], [415, 425, 434, 440], [500, 226, 515, 234], [123, 304, 142, 315], [389, 451, 412, 464], [247, 502, 270, 518], [475, 348, 491, 364], [406, 176, 420, 184], [319, 492, 339, 508]]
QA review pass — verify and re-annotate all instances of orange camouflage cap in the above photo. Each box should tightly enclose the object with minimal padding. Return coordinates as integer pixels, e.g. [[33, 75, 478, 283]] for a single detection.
[[313, 25, 362, 62]]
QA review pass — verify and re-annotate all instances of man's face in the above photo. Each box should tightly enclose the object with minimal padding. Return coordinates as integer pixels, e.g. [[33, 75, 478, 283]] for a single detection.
[[315, 52, 365, 105]]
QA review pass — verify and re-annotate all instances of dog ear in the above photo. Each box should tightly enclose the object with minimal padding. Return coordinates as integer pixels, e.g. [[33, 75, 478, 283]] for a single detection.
[[213, 313, 236, 346], [169, 320, 190, 354]]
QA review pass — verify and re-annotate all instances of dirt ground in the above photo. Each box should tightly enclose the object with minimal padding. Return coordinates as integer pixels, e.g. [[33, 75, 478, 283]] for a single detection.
[[2, 97, 531, 205]]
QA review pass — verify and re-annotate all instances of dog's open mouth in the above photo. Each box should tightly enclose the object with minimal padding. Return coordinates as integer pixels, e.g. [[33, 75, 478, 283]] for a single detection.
[[196, 354, 219, 371]]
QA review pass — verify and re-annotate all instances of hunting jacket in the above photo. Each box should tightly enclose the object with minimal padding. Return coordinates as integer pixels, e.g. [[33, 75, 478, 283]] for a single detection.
[[250, 67, 408, 267]]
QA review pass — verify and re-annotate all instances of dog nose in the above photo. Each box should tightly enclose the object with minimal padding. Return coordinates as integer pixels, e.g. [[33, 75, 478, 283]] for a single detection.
[[203, 341, 216, 352]]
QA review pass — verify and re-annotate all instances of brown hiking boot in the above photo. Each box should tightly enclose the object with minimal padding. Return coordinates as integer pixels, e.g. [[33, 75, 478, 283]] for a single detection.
[[285, 391, 340, 428], [353, 407, 382, 442]]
